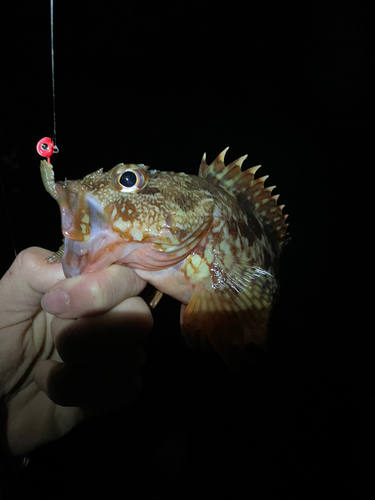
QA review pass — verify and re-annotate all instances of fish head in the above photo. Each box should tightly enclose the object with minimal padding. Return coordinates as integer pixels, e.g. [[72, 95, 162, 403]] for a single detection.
[[40, 160, 214, 278]]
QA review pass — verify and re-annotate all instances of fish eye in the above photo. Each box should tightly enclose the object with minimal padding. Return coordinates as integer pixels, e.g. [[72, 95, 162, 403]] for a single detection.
[[113, 165, 148, 193], [120, 170, 137, 187]]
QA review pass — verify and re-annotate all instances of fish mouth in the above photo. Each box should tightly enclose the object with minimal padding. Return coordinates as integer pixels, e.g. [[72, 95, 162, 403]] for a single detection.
[[62, 233, 126, 278], [52, 181, 129, 278]]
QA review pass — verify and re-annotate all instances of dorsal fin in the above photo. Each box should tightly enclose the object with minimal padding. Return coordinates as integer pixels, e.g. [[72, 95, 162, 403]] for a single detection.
[[199, 148, 290, 250]]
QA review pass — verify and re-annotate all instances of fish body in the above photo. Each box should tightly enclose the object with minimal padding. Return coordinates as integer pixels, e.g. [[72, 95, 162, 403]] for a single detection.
[[41, 148, 289, 366]]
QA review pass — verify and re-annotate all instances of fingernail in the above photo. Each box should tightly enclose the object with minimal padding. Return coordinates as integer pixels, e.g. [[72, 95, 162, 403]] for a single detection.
[[42, 290, 70, 315]]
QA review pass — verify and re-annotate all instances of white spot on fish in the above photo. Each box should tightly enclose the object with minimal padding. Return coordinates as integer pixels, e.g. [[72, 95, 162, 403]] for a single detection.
[[219, 240, 231, 254], [186, 263, 194, 277], [198, 260, 210, 278], [191, 254, 201, 268], [114, 217, 131, 231], [130, 227, 143, 240], [204, 246, 214, 265]]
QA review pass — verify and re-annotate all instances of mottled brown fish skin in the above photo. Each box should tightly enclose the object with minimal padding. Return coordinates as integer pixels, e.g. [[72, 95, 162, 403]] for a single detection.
[[40, 149, 289, 367]]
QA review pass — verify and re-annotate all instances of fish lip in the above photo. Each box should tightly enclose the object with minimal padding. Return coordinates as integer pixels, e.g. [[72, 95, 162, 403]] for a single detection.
[[62, 238, 89, 278], [62, 234, 110, 278], [55, 181, 88, 241]]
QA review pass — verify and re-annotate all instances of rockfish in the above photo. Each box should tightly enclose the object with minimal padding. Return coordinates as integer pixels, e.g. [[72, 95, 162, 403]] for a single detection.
[[40, 148, 289, 367]]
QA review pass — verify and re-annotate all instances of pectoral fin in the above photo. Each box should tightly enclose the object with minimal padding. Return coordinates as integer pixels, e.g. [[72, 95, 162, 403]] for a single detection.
[[180, 258, 277, 368]]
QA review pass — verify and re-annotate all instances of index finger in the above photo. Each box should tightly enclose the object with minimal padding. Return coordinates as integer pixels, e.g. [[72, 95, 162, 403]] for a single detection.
[[41, 264, 148, 319]]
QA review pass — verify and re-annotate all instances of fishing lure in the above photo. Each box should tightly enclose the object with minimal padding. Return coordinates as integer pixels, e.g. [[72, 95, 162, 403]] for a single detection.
[[36, 137, 58, 163]]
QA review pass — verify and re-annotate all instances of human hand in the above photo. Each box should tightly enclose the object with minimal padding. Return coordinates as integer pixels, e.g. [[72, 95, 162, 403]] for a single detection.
[[0, 247, 152, 456]]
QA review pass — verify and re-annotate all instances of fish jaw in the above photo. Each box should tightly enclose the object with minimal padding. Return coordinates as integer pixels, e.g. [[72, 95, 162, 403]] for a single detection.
[[52, 181, 122, 277], [62, 233, 133, 278]]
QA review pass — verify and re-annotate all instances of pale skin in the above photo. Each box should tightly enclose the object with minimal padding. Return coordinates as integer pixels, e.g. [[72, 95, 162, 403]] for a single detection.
[[0, 247, 153, 456]]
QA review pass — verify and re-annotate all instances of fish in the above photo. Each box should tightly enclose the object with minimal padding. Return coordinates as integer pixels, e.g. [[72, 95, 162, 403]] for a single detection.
[[40, 148, 289, 367]]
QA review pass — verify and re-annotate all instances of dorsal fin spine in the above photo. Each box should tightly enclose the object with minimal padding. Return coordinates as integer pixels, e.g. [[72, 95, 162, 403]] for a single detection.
[[199, 148, 290, 249]]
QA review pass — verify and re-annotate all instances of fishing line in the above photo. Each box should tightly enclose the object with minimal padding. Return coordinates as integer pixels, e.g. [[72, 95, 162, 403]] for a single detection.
[[36, 0, 59, 160], [50, 0, 58, 152]]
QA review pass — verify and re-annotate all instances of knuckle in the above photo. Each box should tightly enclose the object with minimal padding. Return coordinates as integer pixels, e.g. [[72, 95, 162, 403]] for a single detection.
[[16, 247, 39, 271]]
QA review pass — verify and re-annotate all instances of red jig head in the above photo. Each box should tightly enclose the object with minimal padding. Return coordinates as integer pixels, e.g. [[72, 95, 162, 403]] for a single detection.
[[36, 137, 59, 163]]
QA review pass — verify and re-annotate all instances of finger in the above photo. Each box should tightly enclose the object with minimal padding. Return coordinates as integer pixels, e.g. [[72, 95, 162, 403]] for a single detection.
[[0, 247, 64, 324], [41, 264, 147, 319], [51, 297, 152, 365]]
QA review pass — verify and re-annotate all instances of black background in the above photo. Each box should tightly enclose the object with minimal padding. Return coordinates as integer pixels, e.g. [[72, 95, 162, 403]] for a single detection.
[[0, 0, 373, 497]]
